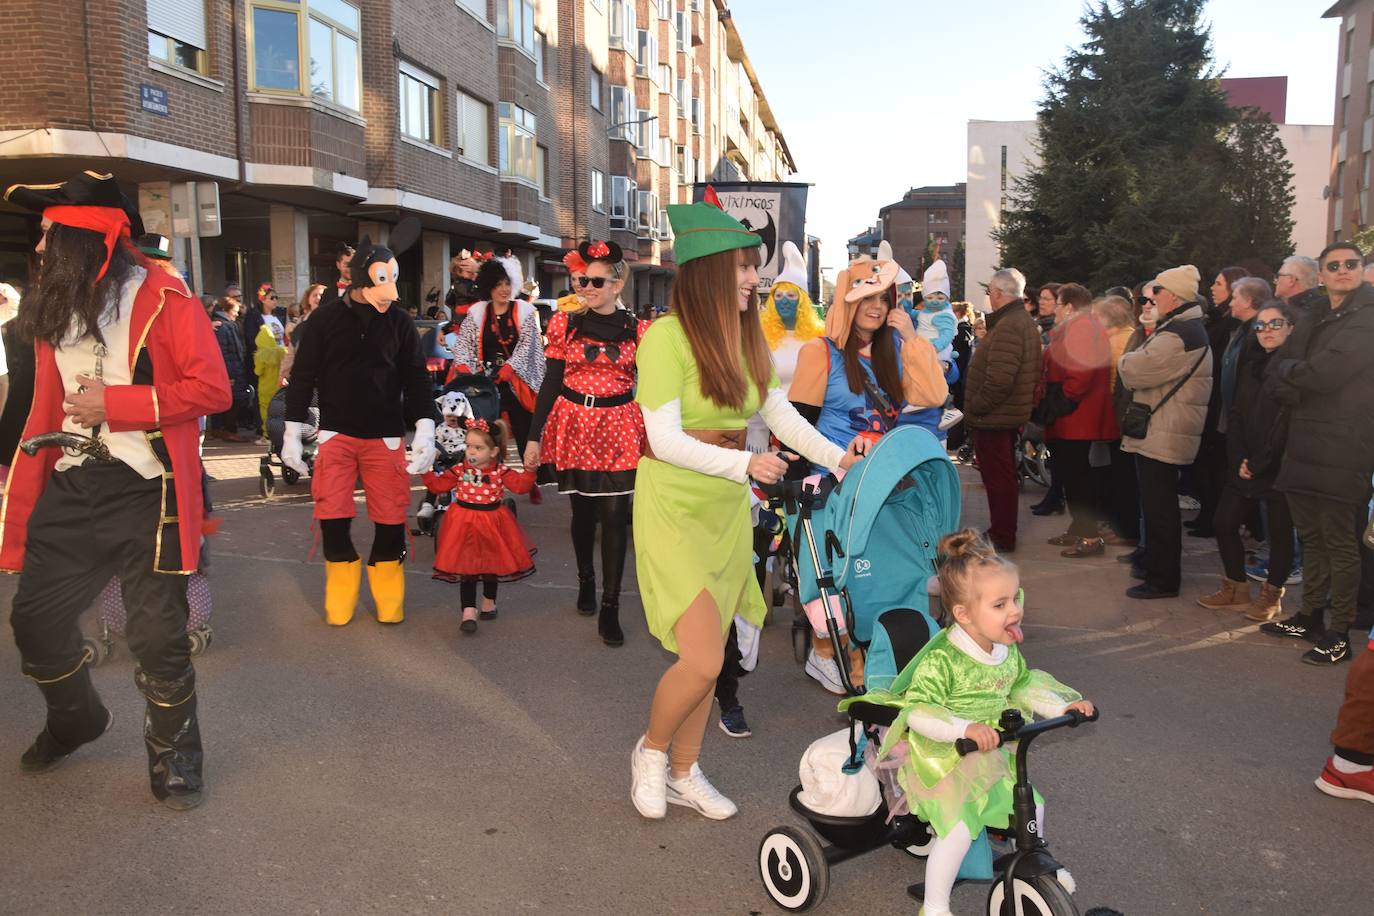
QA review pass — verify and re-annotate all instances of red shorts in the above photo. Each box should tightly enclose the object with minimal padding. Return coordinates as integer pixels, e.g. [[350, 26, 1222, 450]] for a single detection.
[[311, 434, 411, 524]]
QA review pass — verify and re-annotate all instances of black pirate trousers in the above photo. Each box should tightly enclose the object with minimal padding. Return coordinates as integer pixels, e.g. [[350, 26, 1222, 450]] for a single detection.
[[11, 462, 193, 683]]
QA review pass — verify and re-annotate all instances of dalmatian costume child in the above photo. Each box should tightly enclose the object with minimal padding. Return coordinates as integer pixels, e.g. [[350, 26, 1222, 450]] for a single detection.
[[416, 390, 474, 532]]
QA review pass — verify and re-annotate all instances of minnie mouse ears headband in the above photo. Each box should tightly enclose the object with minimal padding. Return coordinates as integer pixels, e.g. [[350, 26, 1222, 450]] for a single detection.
[[576, 239, 623, 264], [465, 417, 490, 432]]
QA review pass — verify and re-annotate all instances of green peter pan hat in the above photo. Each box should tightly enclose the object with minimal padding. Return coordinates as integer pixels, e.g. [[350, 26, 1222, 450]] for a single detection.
[[667, 186, 762, 266]]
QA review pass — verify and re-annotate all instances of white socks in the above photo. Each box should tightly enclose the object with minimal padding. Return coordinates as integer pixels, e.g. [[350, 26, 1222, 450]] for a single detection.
[[1332, 754, 1374, 774]]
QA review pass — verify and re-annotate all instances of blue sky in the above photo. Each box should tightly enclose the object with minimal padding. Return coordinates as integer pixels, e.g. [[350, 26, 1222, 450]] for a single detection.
[[728, 0, 1341, 277]]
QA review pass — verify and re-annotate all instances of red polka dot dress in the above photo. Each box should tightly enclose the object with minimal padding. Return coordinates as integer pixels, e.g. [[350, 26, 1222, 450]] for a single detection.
[[533, 310, 648, 495], [423, 462, 537, 582]]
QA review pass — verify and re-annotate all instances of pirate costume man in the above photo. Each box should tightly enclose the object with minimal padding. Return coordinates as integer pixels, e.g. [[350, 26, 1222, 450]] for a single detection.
[[283, 219, 438, 625], [1, 172, 232, 809]]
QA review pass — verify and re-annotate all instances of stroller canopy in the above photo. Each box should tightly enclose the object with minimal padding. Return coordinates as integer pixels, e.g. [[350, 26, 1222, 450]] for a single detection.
[[795, 426, 961, 644]]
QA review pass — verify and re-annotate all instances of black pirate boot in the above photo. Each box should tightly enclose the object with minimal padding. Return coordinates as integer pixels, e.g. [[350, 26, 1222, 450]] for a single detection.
[[598, 510, 628, 647], [136, 666, 205, 811], [21, 658, 112, 774]]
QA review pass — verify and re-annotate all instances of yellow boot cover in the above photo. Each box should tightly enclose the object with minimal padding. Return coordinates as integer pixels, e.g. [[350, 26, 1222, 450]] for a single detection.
[[324, 559, 362, 626], [367, 560, 406, 624]]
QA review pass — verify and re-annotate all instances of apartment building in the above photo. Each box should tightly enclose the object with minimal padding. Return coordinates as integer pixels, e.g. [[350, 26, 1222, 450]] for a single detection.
[[1323, 0, 1374, 245], [0, 0, 794, 312]]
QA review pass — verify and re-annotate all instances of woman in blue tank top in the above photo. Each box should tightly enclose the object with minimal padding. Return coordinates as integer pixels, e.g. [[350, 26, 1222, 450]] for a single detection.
[[787, 251, 949, 472]]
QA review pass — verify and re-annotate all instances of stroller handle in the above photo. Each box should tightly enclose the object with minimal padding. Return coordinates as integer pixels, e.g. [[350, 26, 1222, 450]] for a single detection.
[[953, 706, 1099, 756]]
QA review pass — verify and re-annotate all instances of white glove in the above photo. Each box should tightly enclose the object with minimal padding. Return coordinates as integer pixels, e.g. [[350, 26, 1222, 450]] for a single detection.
[[406, 418, 438, 475], [281, 421, 310, 476]]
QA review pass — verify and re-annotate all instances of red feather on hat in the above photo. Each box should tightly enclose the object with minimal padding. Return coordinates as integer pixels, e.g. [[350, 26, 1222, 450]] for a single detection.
[[703, 185, 723, 210]]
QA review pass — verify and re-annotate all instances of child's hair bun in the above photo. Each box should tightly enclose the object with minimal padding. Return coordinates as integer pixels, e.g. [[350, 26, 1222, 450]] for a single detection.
[[938, 528, 995, 561]]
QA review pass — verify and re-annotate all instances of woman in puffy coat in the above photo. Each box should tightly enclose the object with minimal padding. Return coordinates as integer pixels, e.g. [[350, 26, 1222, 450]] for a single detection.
[[1038, 283, 1119, 558]]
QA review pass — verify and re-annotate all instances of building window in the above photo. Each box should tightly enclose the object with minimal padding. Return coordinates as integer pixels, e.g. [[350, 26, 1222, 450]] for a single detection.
[[536, 144, 552, 196], [610, 176, 637, 229], [609, 86, 635, 140], [534, 30, 547, 82], [147, 1, 208, 74], [637, 189, 659, 238], [308, 0, 360, 110], [497, 0, 536, 55], [634, 108, 652, 157], [637, 30, 659, 78], [499, 102, 538, 184], [690, 96, 701, 133], [659, 208, 671, 241], [930, 210, 949, 224], [656, 0, 671, 19], [248, 0, 360, 110], [609, 0, 637, 54], [592, 169, 607, 213], [659, 64, 672, 90], [457, 90, 491, 165], [657, 134, 672, 168], [456, 0, 487, 19], [675, 11, 687, 51], [399, 63, 441, 144], [590, 67, 604, 111]]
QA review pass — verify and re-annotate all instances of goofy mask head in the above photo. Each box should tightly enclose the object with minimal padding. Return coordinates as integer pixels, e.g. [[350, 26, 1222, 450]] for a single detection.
[[349, 217, 422, 312]]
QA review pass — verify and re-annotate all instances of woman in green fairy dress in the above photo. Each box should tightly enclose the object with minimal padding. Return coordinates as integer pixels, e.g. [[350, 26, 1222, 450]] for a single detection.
[[628, 193, 867, 821]]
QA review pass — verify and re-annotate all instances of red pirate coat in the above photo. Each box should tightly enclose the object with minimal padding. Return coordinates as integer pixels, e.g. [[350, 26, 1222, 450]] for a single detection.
[[0, 262, 232, 574]]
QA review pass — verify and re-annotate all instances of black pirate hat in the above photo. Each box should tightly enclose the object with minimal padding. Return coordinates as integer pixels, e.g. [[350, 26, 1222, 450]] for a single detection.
[[4, 170, 144, 236]]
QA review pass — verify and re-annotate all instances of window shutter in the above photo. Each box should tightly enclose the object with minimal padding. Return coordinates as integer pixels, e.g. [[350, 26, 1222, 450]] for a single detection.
[[147, 0, 207, 50]]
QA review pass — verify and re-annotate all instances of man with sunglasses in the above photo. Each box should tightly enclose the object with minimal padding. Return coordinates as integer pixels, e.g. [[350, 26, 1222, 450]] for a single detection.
[[1262, 243, 1374, 664]]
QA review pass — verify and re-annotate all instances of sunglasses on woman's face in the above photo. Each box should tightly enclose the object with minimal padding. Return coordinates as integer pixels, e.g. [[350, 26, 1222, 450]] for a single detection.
[[577, 276, 610, 289], [1254, 318, 1290, 332], [584, 343, 621, 363]]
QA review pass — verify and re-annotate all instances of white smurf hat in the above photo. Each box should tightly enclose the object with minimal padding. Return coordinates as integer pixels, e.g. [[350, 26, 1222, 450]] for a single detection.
[[776, 240, 808, 288], [922, 258, 950, 298]]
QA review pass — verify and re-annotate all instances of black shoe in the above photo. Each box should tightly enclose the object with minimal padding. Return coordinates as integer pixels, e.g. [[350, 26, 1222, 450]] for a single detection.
[[598, 598, 624, 647], [576, 576, 597, 616], [20, 662, 112, 774], [459, 617, 477, 634], [478, 606, 498, 621], [1301, 630, 1351, 665], [1030, 500, 1065, 516], [1259, 613, 1321, 641], [137, 667, 205, 809], [1126, 582, 1179, 600]]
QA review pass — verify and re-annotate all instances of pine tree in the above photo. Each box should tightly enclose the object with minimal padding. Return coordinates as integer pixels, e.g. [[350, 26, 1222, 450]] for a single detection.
[[996, 0, 1294, 291], [951, 240, 966, 300]]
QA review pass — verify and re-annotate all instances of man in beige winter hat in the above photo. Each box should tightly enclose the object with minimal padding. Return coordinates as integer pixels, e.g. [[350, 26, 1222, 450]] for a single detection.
[[1117, 264, 1212, 599]]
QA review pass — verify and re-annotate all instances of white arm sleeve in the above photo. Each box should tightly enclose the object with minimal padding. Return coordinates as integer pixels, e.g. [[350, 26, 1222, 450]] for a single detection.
[[906, 709, 976, 743], [758, 387, 846, 471], [641, 399, 753, 482]]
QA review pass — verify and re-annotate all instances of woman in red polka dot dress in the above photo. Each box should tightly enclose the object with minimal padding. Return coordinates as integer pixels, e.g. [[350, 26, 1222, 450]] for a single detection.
[[525, 240, 647, 647]]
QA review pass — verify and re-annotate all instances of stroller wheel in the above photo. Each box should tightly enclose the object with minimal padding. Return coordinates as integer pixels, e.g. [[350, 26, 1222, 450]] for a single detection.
[[82, 635, 111, 667], [187, 625, 213, 658], [759, 826, 828, 912], [986, 873, 1078, 916], [259, 468, 276, 498], [791, 624, 809, 664], [282, 466, 301, 486], [900, 820, 935, 858]]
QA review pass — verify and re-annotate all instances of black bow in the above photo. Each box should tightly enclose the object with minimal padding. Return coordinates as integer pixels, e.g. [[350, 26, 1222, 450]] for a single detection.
[[584, 343, 621, 364]]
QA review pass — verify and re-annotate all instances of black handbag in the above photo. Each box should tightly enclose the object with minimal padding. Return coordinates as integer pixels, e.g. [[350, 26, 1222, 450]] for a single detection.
[[1121, 345, 1207, 440]]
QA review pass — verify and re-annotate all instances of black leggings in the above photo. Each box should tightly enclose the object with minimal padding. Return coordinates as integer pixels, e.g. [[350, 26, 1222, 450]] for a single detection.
[[1051, 439, 1100, 538], [459, 578, 499, 608], [499, 386, 532, 454], [320, 518, 407, 564], [570, 494, 631, 598], [1215, 485, 1293, 587]]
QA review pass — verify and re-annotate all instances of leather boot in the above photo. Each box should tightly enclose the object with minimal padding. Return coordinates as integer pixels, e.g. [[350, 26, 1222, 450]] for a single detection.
[[136, 666, 204, 810], [1197, 577, 1251, 610], [20, 657, 112, 774], [324, 559, 362, 625], [367, 560, 406, 624], [598, 597, 624, 647], [1244, 582, 1285, 622], [576, 576, 597, 616]]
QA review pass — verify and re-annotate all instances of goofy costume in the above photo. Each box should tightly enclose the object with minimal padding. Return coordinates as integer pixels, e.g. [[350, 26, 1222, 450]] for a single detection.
[[283, 219, 438, 625], [1, 172, 231, 808]]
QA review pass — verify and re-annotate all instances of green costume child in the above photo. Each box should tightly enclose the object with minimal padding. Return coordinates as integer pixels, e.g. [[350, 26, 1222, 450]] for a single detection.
[[253, 321, 287, 432]]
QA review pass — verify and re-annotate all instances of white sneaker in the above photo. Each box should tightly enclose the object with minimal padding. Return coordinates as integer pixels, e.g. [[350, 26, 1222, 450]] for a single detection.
[[937, 407, 964, 431], [804, 648, 846, 695], [665, 763, 738, 820], [630, 736, 668, 819]]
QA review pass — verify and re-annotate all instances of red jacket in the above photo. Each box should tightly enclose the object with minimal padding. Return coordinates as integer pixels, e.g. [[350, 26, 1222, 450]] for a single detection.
[[1042, 313, 1119, 441], [0, 264, 232, 573]]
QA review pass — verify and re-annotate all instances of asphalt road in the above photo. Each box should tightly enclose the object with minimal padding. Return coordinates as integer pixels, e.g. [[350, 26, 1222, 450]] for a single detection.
[[0, 445, 1368, 915]]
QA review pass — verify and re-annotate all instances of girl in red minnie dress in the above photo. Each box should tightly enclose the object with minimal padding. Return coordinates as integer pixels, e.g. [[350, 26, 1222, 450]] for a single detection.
[[423, 418, 536, 634]]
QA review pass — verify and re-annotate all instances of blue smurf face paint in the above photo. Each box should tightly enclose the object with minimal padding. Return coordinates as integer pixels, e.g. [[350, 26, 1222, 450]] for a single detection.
[[772, 285, 800, 327], [924, 292, 950, 311]]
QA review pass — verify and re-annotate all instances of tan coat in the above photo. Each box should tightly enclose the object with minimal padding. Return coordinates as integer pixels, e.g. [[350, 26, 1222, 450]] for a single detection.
[[1118, 303, 1212, 465]]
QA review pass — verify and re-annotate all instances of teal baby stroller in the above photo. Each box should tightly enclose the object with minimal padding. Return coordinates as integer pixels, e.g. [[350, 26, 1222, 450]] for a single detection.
[[786, 425, 961, 692]]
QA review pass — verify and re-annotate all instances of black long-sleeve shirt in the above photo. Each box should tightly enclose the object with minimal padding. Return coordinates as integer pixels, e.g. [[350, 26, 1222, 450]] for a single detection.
[[286, 295, 436, 437]]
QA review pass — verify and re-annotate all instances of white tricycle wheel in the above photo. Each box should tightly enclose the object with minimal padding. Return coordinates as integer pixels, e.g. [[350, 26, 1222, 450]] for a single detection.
[[986, 872, 1078, 916], [759, 826, 829, 912]]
